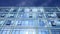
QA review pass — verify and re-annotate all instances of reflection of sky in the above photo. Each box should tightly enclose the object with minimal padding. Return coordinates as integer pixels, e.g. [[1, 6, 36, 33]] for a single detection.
[[0, 0, 59, 7]]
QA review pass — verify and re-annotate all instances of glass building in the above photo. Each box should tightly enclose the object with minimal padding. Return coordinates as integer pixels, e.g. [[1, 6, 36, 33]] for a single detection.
[[0, 7, 60, 34]]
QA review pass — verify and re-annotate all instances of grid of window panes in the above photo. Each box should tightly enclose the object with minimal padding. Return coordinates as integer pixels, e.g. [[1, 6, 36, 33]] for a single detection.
[[0, 7, 60, 34]]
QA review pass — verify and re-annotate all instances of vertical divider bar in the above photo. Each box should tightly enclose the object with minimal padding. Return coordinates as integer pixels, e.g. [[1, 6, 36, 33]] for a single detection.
[[9, 7, 18, 34], [9, 8, 12, 34], [8, 7, 14, 34], [36, 14, 39, 34], [43, 7, 52, 34], [33, 8, 39, 34], [16, 8, 21, 25]]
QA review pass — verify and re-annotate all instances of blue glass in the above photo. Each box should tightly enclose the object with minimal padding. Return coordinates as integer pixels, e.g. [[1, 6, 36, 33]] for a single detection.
[[38, 13, 43, 18], [0, 30, 3, 34], [47, 20, 56, 26], [15, 31, 20, 34], [38, 29, 49, 34], [21, 20, 31, 26], [24, 8, 31, 12], [2, 30, 7, 34], [56, 20, 60, 25], [0, 21, 4, 25], [53, 20, 60, 27], [17, 20, 22, 25], [18, 20, 29, 26], [20, 31, 26, 34], [39, 20, 46, 27], [28, 20, 38, 26], [44, 8, 57, 12], [12, 30, 16, 34], [19, 29, 36, 34], [56, 13, 60, 18], [15, 19, 38, 26], [51, 29, 60, 34], [6, 13, 16, 18], [19, 8, 25, 13], [29, 16, 33, 18], [18, 13, 25, 18], [6, 31, 10, 34], [0, 14, 6, 18], [4, 9, 9, 12], [46, 13, 56, 18], [24, 13, 38, 19], [2, 8, 11, 12], [24, 13, 31, 18], [5, 20, 11, 25], [0, 7, 60, 34], [11, 9, 17, 13]]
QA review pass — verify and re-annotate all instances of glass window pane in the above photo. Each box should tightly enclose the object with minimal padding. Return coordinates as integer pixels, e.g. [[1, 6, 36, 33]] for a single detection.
[[6, 30, 10, 34], [51, 29, 60, 34], [38, 29, 49, 34], [2, 30, 7, 34]]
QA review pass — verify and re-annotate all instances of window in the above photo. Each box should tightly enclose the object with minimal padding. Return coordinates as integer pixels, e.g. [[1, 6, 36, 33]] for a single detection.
[[38, 29, 49, 34], [46, 13, 56, 18]]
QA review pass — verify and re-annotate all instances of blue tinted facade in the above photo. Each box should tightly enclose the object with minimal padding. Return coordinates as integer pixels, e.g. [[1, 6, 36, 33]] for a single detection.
[[0, 7, 60, 34]]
